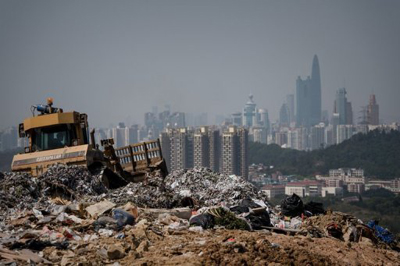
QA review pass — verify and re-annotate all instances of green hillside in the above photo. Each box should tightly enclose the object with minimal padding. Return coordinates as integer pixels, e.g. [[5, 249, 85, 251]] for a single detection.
[[249, 129, 400, 179]]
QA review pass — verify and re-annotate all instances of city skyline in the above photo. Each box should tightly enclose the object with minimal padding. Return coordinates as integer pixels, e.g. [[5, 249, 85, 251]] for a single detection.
[[1, 0, 400, 129]]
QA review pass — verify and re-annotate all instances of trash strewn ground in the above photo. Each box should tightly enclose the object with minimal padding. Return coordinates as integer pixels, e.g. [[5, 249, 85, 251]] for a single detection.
[[0, 165, 399, 265]]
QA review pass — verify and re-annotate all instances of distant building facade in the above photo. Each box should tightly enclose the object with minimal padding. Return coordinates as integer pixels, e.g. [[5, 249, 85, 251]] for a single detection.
[[367, 94, 379, 125], [193, 126, 220, 172], [221, 126, 248, 179], [160, 128, 194, 172]]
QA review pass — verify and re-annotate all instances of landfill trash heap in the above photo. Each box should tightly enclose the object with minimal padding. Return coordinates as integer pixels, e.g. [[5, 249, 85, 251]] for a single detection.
[[0, 165, 399, 265]]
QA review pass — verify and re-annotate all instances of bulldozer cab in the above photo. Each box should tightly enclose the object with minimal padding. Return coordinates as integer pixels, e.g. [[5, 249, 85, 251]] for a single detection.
[[30, 123, 85, 151], [20, 98, 90, 153]]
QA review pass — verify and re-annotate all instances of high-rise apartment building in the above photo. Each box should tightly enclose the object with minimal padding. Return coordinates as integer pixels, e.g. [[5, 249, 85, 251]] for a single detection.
[[367, 94, 379, 125], [275, 131, 288, 146], [324, 125, 334, 147], [193, 127, 220, 172], [310, 123, 325, 150], [238, 127, 248, 179], [287, 127, 308, 151], [337, 125, 354, 144], [126, 125, 139, 144], [160, 128, 193, 172], [112, 122, 127, 148], [162, 126, 248, 177], [221, 126, 248, 179], [296, 55, 322, 127], [331, 112, 340, 144], [252, 127, 267, 144]]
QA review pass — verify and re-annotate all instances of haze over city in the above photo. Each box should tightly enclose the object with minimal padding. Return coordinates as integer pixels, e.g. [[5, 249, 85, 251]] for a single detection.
[[0, 0, 399, 128]]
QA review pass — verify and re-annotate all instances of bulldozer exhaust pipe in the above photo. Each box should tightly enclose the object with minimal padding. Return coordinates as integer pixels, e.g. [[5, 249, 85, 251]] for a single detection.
[[90, 129, 96, 147]]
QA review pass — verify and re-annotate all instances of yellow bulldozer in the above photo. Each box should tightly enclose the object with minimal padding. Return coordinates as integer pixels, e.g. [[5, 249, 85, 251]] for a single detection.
[[11, 98, 168, 188]]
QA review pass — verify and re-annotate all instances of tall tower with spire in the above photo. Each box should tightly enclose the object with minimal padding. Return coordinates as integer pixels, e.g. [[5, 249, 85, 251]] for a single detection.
[[310, 55, 322, 125], [296, 55, 322, 127]]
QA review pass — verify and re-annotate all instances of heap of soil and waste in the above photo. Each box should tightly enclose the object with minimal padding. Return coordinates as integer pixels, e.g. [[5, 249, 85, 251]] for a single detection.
[[0, 164, 399, 265]]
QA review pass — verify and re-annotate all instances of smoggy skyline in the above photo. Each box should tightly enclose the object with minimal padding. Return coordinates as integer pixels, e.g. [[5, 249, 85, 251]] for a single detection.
[[0, 0, 399, 129]]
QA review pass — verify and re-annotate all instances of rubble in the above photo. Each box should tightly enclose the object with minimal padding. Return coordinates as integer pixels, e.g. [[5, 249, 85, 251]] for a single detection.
[[105, 174, 181, 208], [0, 165, 399, 265], [164, 168, 267, 207], [0, 172, 39, 210], [39, 164, 108, 198]]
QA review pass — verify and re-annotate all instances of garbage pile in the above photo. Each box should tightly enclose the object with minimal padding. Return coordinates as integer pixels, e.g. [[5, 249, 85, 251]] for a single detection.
[[105, 175, 182, 208], [0, 164, 107, 210], [0, 172, 39, 210], [0, 165, 399, 264], [164, 168, 266, 207], [105, 167, 268, 209], [39, 164, 108, 198], [269, 194, 398, 249]]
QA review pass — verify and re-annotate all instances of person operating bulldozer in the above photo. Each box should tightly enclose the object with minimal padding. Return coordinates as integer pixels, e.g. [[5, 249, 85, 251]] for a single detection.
[[50, 133, 65, 149]]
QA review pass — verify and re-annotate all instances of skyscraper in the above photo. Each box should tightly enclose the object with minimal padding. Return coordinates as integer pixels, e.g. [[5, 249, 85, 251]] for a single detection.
[[367, 94, 379, 125], [335, 88, 353, 125], [279, 103, 289, 127], [257, 109, 269, 131], [296, 55, 322, 127], [242, 94, 257, 127], [296, 76, 312, 127], [310, 55, 322, 126], [346, 102, 353, 125], [286, 94, 295, 124]]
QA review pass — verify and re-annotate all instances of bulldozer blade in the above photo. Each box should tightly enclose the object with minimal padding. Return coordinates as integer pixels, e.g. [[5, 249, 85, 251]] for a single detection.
[[99, 167, 128, 189]]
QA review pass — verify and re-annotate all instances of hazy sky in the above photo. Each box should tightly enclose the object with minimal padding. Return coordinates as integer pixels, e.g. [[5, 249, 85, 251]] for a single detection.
[[1, 0, 399, 128]]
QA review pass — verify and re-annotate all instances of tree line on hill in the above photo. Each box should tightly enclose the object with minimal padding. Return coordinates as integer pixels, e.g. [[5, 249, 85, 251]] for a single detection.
[[249, 129, 400, 179]]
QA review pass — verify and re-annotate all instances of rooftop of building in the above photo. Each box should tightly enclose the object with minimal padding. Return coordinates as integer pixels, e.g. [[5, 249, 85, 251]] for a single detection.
[[286, 180, 323, 187], [261, 185, 285, 190]]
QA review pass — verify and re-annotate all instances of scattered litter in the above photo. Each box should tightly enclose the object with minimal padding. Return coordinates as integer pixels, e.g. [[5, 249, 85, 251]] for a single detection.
[[85, 200, 116, 218], [0, 165, 398, 265], [281, 194, 304, 217]]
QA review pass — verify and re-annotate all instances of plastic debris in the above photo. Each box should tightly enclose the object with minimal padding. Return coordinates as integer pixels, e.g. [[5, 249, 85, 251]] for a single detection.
[[112, 209, 135, 228], [281, 194, 304, 217]]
